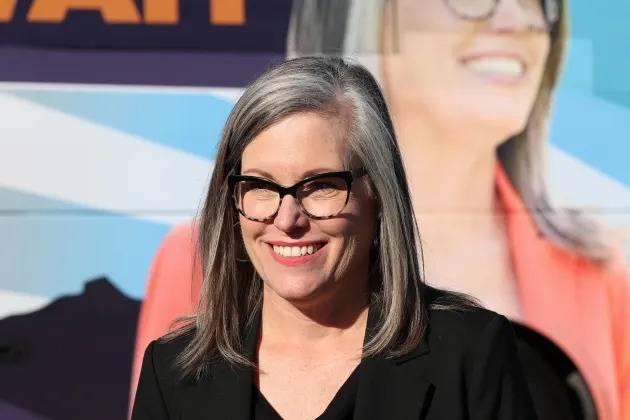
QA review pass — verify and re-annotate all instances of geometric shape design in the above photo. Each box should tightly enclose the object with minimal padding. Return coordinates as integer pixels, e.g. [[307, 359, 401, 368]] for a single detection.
[[5, 87, 236, 159], [0, 187, 170, 300]]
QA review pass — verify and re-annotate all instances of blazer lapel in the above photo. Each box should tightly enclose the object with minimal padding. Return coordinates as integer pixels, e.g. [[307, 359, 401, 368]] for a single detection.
[[495, 164, 585, 371], [181, 313, 260, 419], [353, 305, 434, 420], [353, 357, 434, 420]]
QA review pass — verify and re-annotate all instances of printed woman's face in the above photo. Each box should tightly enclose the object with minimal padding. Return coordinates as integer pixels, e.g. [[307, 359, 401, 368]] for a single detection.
[[380, 0, 552, 144]]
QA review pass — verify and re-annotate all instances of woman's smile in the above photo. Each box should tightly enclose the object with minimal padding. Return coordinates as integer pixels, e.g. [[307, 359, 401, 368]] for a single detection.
[[459, 53, 527, 84], [267, 241, 328, 266]]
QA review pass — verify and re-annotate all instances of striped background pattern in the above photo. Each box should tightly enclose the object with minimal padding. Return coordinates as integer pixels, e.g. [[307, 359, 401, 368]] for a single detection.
[[1, 1, 629, 338]]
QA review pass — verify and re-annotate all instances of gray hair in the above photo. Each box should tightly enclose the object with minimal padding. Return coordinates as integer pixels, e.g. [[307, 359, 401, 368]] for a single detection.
[[167, 56, 475, 380], [287, 0, 613, 264]]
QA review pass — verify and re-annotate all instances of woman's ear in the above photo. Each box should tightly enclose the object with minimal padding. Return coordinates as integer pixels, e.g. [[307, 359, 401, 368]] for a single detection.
[[235, 235, 251, 263]]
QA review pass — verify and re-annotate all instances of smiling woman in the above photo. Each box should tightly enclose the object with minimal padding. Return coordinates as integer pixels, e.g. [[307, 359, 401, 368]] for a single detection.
[[234, 112, 376, 305], [131, 56, 536, 420]]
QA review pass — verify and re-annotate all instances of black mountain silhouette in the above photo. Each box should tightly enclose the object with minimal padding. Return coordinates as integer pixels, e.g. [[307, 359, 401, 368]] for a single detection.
[[0, 277, 140, 420]]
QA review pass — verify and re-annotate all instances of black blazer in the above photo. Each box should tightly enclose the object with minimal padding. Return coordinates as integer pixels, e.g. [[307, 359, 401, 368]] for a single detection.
[[132, 302, 536, 420]]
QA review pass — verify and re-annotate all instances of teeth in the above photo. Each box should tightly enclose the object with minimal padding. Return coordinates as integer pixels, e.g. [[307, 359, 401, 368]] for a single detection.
[[463, 58, 524, 78], [272, 244, 321, 257]]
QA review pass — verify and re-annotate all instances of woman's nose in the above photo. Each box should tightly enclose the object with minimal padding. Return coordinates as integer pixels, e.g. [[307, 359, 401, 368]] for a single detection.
[[487, 0, 547, 32], [273, 195, 308, 232]]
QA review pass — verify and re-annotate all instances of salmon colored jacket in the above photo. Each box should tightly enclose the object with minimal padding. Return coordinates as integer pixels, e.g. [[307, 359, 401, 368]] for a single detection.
[[129, 164, 630, 420]]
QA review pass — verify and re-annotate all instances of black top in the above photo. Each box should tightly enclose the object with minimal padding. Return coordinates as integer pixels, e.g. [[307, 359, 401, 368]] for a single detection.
[[131, 289, 537, 420], [253, 366, 360, 420]]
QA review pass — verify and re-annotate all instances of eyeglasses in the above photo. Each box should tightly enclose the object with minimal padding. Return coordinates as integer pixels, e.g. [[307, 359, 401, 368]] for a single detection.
[[444, 0, 561, 30], [228, 168, 368, 221]]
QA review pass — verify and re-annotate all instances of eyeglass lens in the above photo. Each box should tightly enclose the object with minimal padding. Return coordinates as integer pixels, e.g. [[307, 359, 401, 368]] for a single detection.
[[446, 0, 560, 28], [235, 176, 350, 220]]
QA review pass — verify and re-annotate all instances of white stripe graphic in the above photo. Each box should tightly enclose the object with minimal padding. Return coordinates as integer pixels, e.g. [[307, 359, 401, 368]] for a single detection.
[[0, 92, 213, 225], [0, 290, 51, 319], [0, 81, 245, 98], [549, 147, 630, 228], [0, 92, 628, 230]]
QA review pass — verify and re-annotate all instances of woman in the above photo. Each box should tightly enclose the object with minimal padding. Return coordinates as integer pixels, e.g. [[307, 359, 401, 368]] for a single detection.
[[285, 1, 630, 419], [131, 56, 535, 419]]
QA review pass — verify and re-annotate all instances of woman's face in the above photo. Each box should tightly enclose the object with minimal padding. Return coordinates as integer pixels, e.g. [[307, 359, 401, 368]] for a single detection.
[[238, 112, 376, 304], [381, 0, 552, 143]]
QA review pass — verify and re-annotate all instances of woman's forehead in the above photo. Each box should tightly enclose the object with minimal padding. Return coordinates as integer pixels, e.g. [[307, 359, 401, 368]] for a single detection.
[[241, 112, 353, 173]]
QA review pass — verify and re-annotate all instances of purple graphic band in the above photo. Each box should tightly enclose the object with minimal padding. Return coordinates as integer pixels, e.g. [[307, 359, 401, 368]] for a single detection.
[[0, 48, 285, 87]]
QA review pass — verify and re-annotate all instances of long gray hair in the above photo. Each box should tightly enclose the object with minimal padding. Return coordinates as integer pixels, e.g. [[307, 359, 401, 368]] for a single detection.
[[287, 0, 613, 264], [168, 56, 473, 380]]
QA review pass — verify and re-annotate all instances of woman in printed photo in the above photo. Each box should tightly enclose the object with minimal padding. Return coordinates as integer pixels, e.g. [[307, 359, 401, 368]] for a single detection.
[[286, 1, 629, 419]]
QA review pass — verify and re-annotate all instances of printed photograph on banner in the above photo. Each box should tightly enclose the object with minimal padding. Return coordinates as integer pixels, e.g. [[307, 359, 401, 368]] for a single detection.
[[0, 1, 629, 419]]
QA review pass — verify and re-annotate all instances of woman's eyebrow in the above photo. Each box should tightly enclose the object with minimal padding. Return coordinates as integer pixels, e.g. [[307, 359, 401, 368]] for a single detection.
[[240, 168, 275, 179], [300, 167, 344, 178], [240, 167, 344, 181]]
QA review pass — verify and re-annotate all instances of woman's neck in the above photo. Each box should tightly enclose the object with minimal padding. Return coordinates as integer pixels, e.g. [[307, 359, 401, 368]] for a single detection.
[[390, 109, 522, 316], [393, 110, 503, 248], [259, 283, 369, 351]]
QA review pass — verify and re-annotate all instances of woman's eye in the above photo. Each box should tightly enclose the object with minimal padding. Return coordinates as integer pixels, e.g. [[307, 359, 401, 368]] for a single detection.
[[315, 182, 338, 190], [249, 182, 269, 190], [304, 181, 344, 197]]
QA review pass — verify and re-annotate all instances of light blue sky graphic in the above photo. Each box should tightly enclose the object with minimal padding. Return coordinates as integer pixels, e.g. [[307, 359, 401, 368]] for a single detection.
[[0, 187, 170, 300], [6, 90, 234, 159], [551, 89, 630, 187], [569, 1, 630, 109], [7, 84, 630, 188]]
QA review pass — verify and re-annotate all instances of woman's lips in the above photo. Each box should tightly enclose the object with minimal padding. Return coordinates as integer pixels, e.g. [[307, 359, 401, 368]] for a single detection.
[[268, 242, 326, 266]]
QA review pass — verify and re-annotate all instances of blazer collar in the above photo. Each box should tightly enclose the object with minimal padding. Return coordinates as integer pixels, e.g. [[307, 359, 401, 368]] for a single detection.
[[183, 304, 433, 419], [354, 302, 434, 419], [495, 162, 583, 361], [180, 312, 260, 419], [364, 300, 431, 363]]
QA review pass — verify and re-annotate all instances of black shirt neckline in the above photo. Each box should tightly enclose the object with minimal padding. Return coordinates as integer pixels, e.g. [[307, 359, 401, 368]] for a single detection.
[[252, 362, 362, 420]]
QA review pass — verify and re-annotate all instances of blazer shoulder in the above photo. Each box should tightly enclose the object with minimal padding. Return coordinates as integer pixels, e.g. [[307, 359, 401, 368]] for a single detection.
[[426, 303, 513, 351], [148, 328, 196, 385], [407, 293, 536, 419]]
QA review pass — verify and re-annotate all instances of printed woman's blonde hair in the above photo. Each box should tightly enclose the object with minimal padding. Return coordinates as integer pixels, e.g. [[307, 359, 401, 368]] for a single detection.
[[287, 0, 613, 264]]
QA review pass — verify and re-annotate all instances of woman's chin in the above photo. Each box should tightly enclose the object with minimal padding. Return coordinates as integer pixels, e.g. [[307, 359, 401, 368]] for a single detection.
[[459, 109, 530, 144], [265, 277, 326, 303], [459, 96, 533, 136], [403, 94, 532, 144]]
